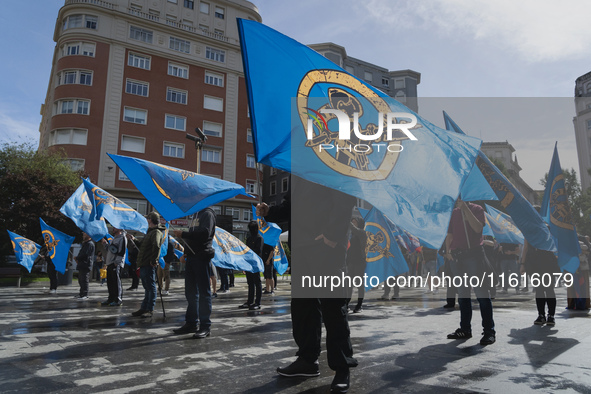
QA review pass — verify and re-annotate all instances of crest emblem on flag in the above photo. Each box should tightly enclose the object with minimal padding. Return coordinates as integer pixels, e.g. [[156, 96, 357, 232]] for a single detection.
[[42, 231, 60, 259], [297, 70, 417, 181], [12, 238, 39, 256], [214, 231, 250, 256], [365, 222, 395, 262], [548, 173, 574, 230]]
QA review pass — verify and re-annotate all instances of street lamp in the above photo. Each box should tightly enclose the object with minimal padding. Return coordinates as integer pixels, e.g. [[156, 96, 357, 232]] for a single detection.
[[186, 127, 207, 173]]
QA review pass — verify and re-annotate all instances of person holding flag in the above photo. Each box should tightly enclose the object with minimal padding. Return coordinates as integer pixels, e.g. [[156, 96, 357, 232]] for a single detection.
[[75, 233, 95, 300], [240, 221, 263, 310], [101, 227, 127, 306], [132, 212, 165, 318]]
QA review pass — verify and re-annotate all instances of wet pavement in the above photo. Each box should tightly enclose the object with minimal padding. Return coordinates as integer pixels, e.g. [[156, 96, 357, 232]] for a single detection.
[[1, 277, 591, 393]]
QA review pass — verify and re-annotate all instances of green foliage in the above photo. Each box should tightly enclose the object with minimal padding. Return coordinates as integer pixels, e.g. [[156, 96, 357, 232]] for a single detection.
[[488, 157, 511, 179], [0, 143, 82, 260]]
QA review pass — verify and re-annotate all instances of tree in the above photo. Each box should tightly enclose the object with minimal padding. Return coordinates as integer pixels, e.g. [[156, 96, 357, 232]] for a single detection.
[[0, 143, 82, 260]]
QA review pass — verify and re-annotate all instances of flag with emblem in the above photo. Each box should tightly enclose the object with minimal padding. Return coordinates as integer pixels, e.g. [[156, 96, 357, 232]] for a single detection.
[[39, 218, 75, 274], [251, 204, 282, 246], [108, 153, 252, 222], [7, 230, 41, 273], [60, 180, 109, 242], [273, 240, 289, 275], [485, 204, 524, 245], [540, 144, 580, 273], [212, 227, 264, 273], [443, 111, 556, 252], [82, 177, 148, 234], [238, 19, 481, 249]]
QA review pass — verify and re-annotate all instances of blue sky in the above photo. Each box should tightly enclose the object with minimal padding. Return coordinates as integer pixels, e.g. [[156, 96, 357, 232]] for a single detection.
[[1, 0, 589, 188]]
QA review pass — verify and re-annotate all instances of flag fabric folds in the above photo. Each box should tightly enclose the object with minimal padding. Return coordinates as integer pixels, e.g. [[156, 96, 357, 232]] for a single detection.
[[443, 111, 556, 252], [360, 208, 409, 290], [108, 153, 252, 222], [157, 222, 169, 269], [485, 204, 524, 245], [540, 144, 580, 273], [211, 227, 264, 273], [39, 218, 75, 274], [169, 236, 185, 260], [238, 19, 481, 249], [273, 241, 289, 275], [82, 177, 148, 234], [252, 205, 282, 246], [7, 230, 41, 273], [60, 181, 109, 242]]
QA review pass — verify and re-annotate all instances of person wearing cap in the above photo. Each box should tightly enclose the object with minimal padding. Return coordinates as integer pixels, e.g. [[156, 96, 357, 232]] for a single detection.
[[131, 212, 165, 318], [101, 227, 127, 306]]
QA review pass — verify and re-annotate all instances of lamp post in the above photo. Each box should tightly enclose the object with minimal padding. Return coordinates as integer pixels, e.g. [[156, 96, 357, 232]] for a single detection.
[[186, 127, 207, 174]]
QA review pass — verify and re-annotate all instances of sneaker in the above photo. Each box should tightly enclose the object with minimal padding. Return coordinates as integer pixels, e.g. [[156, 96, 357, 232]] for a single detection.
[[141, 311, 153, 318], [132, 309, 147, 317], [277, 358, 320, 377], [546, 315, 555, 326], [353, 306, 362, 313], [212, 293, 218, 298], [173, 323, 197, 335], [101, 300, 112, 306], [534, 315, 546, 325], [379, 295, 390, 301], [49, 289, 57, 294], [127, 287, 137, 291], [162, 291, 169, 296], [480, 333, 496, 345], [219, 289, 229, 294], [330, 369, 350, 393], [238, 302, 250, 309], [263, 290, 272, 295], [109, 301, 122, 306], [78, 296, 89, 301], [193, 328, 211, 339], [447, 328, 472, 340], [249, 304, 261, 310], [443, 304, 455, 309]]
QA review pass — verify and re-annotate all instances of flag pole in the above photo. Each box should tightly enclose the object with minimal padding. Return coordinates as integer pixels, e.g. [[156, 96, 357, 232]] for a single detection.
[[169, 223, 196, 256], [155, 267, 166, 319]]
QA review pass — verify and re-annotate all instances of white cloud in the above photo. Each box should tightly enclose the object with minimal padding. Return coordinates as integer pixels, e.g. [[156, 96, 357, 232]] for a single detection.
[[362, 0, 591, 62], [0, 107, 40, 146]]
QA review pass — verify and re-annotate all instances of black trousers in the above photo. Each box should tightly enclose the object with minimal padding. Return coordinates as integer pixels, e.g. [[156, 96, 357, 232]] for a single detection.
[[78, 268, 90, 297], [47, 260, 58, 290], [246, 271, 262, 305], [291, 297, 358, 371], [106, 264, 122, 303]]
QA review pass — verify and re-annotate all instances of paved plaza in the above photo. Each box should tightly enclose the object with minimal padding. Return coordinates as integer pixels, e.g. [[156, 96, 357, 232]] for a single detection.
[[1, 277, 590, 393]]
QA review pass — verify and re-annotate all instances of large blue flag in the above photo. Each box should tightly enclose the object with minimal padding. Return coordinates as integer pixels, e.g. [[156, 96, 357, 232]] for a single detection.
[[39, 218, 75, 274], [82, 178, 148, 234], [212, 227, 264, 273], [7, 230, 41, 273], [252, 204, 282, 246], [361, 208, 408, 290], [273, 241, 289, 275], [540, 144, 580, 273], [485, 204, 524, 245], [108, 153, 252, 222], [158, 222, 169, 269], [60, 181, 109, 242], [443, 112, 556, 252], [238, 19, 481, 249]]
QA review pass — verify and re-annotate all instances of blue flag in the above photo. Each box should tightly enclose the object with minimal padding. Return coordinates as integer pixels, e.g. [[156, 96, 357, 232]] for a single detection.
[[158, 222, 169, 269], [238, 19, 481, 249], [7, 230, 41, 273], [483, 217, 494, 237], [82, 178, 148, 234], [361, 208, 409, 289], [108, 153, 252, 222], [540, 144, 580, 273], [212, 227, 264, 273], [443, 112, 556, 252], [39, 218, 75, 274], [273, 241, 289, 275], [169, 236, 185, 260], [60, 181, 109, 242], [485, 204, 524, 245], [252, 204, 282, 246]]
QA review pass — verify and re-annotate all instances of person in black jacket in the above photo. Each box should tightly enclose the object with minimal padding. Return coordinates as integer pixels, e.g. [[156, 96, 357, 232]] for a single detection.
[[173, 207, 216, 339], [347, 217, 367, 313], [75, 233, 95, 300], [240, 221, 263, 310]]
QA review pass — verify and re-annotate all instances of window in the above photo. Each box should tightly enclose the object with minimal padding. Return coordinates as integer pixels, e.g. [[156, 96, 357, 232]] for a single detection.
[[199, 24, 209, 32], [80, 72, 92, 85], [167, 88, 187, 104], [214, 6, 224, 19], [168, 62, 189, 79], [202, 148, 221, 163], [205, 47, 225, 62], [62, 42, 95, 57], [364, 71, 372, 82], [125, 79, 149, 97], [214, 29, 224, 36], [245, 180, 258, 195], [168, 0, 178, 3], [270, 181, 276, 196], [382, 77, 389, 87], [170, 37, 190, 53], [243, 208, 253, 221], [58, 70, 93, 86], [203, 121, 222, 137], [130, 26, 153, 43], [204, 96, 223, 111], [247, 129, 253, 143], [246, 155, 256, 168], [205, 71, 224, 87], [281, 177, 289, 193], [63, 14, 97, 30], [270, 167, 277, 175], [55, 99, 90, 115], [49, 128, 87, 146], [63, 159, 85, 172], [200, 2, 209, 14], [226, 207, 240, 220], [184, 0, 194, 9], [121, 135, 145, 153], [120, 198, 148, 215], [123, 107, 147, 124], [163, 142, 185, 158], [165, 114, 186, 131], [128, 52, 151, 70], [212, 205, 222, 215], [394, 78, 405, 89], [119, 170, 129, 181]]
